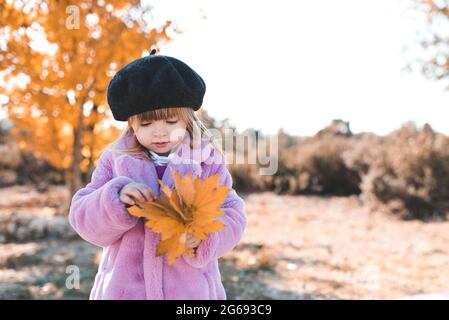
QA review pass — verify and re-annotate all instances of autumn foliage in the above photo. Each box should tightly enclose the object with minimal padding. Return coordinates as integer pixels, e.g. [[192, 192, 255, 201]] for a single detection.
[[128, 169, 230, 265], [0, 0, 173, 196]]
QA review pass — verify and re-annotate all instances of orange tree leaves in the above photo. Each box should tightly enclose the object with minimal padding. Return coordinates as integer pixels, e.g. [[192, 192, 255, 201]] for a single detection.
[[0, 0, 173, 185]]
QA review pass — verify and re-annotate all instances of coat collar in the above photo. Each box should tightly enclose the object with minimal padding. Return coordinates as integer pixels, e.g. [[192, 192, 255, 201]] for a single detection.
[[111, 133, 219, 195]]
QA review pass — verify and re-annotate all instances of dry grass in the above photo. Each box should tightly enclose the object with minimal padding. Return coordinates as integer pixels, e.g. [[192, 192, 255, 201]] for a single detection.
[[225, 192, 449, 299], [1, 186, 449, 299]]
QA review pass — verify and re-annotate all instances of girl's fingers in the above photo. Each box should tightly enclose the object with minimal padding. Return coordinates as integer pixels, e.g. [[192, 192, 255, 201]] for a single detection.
[[147, 190, 156, 201], [187, 241, 196, 248], [135, 188, 149, 202], [185, 235, 201, 248], [137, 186, 155, 202], [189, 241, 200, 249], [120, 194, 135, 206], [125, 189, 145, 203]]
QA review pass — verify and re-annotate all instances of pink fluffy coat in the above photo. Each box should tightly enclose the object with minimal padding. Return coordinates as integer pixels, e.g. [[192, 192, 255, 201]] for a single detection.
[[69, 134, 247, 300]]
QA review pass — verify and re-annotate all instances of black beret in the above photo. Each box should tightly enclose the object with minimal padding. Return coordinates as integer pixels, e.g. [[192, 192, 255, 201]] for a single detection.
[[107, 49, 206, 121]]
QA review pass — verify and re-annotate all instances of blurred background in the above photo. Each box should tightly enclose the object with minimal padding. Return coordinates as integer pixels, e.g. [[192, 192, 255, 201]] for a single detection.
[[1, 0, 449, 299]]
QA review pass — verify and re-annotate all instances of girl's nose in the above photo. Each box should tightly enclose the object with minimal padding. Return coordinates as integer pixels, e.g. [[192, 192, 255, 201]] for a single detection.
[[153, 122, 165, 134], [153, 127, 167, 137]]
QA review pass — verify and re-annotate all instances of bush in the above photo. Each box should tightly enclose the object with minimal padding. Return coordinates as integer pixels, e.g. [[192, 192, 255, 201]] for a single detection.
[[293, 136, 361, 195], [229, 121, 449, 219], [344, 123, 449, 219], [229, 123, 361, 196]]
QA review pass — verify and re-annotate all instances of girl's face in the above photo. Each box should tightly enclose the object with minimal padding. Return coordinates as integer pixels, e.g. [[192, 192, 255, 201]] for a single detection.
[[132, 115, 188, 155]]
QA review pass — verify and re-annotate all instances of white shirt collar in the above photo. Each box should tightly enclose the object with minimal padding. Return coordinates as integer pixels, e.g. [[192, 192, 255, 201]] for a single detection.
[[146, 139, 185, 165], [148, 150, 174, 166]]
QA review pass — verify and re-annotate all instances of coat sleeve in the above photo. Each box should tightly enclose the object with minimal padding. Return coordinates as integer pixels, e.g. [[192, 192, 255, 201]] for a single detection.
[[68, 150, 139, 247], [182, 161, 247, 269]]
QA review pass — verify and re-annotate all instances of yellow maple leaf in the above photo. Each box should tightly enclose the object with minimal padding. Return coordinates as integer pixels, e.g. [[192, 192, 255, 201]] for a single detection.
[[127, 169, 230, 265]]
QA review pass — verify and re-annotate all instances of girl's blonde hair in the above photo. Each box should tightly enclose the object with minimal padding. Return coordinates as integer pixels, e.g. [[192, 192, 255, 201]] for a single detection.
[[103, 107, 222, 160]]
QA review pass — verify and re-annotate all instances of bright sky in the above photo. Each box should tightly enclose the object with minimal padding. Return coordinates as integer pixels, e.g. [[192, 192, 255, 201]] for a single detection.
[[1, 0, 448, 137], [145, 0, 449, 136]]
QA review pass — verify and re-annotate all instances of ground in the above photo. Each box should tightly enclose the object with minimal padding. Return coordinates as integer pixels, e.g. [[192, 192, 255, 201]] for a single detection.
[[1, 186, 448, 299]]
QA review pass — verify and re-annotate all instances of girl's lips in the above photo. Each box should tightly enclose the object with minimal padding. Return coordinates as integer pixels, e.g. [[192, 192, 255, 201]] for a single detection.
[[153, 142, 169, 148]]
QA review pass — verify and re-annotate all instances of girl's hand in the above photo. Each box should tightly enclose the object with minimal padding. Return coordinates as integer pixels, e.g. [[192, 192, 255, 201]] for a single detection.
[[185, 234, 201, 249], [119, 182, 156, 207]]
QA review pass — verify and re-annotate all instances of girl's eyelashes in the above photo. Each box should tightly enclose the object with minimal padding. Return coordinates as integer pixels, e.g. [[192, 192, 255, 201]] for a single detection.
[[140, 119, 178, 126]]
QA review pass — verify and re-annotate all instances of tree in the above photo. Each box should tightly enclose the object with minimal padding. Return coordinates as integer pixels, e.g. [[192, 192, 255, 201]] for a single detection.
[[410, 0, 449, 84], [0, 0, 173, 201]]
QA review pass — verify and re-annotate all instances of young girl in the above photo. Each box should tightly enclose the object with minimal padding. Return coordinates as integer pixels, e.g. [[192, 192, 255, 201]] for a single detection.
[[69, 51, 247, 300]]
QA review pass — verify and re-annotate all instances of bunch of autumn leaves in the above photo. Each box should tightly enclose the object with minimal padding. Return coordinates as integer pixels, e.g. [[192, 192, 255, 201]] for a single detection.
[[127, 169, 230, 265]]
